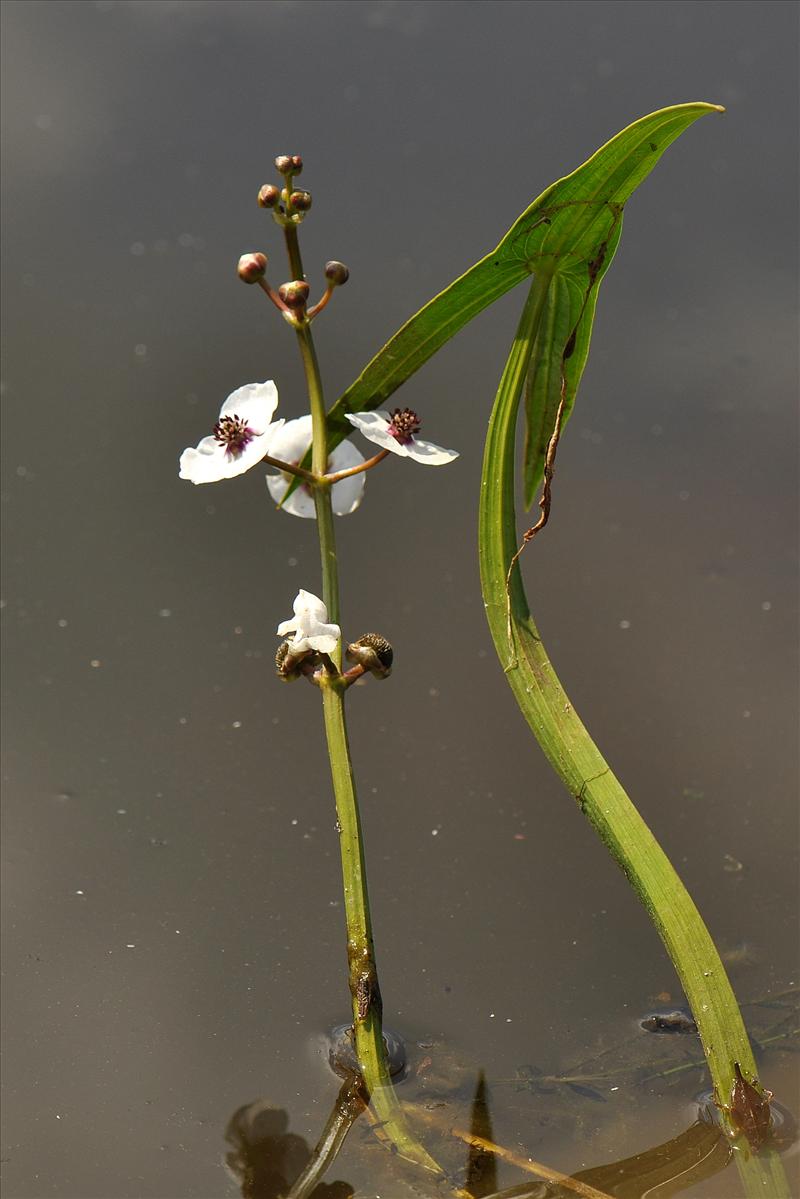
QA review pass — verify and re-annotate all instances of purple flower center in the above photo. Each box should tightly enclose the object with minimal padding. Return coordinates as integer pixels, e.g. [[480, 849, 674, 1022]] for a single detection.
[[213, 414, 255, 458], [387, 407, 421, 445]]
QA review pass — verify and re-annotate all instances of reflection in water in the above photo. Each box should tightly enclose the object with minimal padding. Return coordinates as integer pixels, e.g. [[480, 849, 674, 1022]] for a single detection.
[[224, 1081, 363, 1199], [225, 1063, 742, 1198], [466, 1071, 498, 1197]]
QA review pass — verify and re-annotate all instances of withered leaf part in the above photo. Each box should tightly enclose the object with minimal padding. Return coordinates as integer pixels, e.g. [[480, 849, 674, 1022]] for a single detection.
[[729, 1062, 773, 1150]]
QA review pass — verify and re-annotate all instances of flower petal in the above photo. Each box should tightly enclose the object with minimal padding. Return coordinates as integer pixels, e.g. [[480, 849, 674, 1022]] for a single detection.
[[293, 589, 328, 623], [305, 630, 340, 654], [344, 410, 411, 457], [219, 380, 279, 432], [266, 416, 366, 517], [328, 438, 366, 515], [276, 590, 340, 654], [179, 424, 282, 485], [404, 437, 459, 466]]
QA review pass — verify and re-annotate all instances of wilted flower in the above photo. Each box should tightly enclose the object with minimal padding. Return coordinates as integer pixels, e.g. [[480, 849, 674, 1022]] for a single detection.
[[266, 415, 365, 517], [179, 381, 283, 485], [344, 408, 458, 465], [277, 590, 340, 655]]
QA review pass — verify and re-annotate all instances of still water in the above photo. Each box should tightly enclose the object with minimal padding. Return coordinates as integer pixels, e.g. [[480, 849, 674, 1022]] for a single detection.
[[2, 2, 798, 1196]]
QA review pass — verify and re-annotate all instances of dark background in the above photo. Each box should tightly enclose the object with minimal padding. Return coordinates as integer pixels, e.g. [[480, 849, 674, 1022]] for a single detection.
[[2, 2, 798, 1196]]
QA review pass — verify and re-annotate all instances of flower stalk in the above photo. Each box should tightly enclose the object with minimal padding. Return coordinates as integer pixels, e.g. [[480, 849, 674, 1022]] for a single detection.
[[284, 220, 444, 1179]]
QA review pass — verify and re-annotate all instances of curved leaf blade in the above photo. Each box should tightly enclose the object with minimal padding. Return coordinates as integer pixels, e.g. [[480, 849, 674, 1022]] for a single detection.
[[329, 103, 721, 439]]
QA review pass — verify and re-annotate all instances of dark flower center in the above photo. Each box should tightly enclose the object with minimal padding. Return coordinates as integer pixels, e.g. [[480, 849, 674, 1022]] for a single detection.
[[387, 407, 421, 445], [213, 414, 255, 458]]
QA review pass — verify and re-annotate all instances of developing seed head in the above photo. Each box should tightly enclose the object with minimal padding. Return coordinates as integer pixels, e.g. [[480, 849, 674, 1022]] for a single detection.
[[324, 260, 350, 287], [346, 633, 393, 679], [275, 641, 304, 681], [237, 252, 268, 284]]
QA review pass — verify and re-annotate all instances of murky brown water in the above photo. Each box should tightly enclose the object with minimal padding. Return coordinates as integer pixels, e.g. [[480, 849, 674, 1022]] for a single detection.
[[2, 2, 798, 1196]]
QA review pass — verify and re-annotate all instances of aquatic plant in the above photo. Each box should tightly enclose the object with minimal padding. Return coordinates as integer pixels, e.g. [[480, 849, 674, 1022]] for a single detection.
[[180, 108, 789, 1196]]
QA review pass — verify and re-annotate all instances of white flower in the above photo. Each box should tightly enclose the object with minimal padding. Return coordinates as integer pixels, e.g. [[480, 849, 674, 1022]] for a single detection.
[[179, 381, 283, 485], [266, 415, 365, 518], [277, 589, 340, 655], [344, 407, 458, 465]]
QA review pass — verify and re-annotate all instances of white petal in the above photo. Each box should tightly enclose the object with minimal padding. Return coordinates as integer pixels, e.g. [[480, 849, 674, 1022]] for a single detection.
[[405, 437, 459, 466], [294, 589, 328, 623], [306, 631, 340, 653], [219, 380, 279, 432], [345, 410, 410, 457], [328, 438, 366, 515], [276, 617, 298, 636], [267, 414, 313, 464], [179, 427, 277, 484], [265, 416, 365, 517], [266, 473, 317, 517]]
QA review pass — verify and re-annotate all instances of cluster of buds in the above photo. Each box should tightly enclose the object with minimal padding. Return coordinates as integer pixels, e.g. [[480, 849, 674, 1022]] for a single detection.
[[258, 155, 312, 225], [238, 154, 350, 326]]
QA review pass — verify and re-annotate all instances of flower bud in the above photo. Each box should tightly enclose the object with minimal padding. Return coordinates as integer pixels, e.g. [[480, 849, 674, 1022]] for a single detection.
[[288, 190, 312, 213], [346, 634, 393, 679], [290, 155, 303, 174], [257, 184, 281, 209], [237, 252, 268, 284], [278, 280, 310, 310], [275, 641, 304, 681], [274, 155, 294, 175], [324, 260, 350, 287]]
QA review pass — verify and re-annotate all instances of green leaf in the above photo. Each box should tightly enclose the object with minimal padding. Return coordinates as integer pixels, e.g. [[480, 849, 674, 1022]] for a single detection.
[[329, 103, 721, 442], [477, 109, 792, 1199], [278, 104, 722, 505]]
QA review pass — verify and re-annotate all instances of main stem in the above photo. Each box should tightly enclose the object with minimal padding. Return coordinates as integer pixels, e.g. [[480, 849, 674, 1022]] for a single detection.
[[289, 237, 444, 1177]]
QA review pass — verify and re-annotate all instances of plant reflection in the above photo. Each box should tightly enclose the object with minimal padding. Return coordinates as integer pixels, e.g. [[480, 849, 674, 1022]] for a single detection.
[[224, 1077, 364, 1199], [224, 1076, 735, 1199]]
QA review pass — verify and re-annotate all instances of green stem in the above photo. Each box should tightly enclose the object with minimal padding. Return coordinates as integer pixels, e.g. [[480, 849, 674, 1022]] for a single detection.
[[290, 266, 444, 1180], [478, 277, 790, 1199]]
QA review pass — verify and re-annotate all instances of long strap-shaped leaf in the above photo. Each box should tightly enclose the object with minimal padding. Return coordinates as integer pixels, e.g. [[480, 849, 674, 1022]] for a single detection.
[[278, 105, 723, 506], [329, 104, 720, 438], [478, 235, 790, 1199]]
